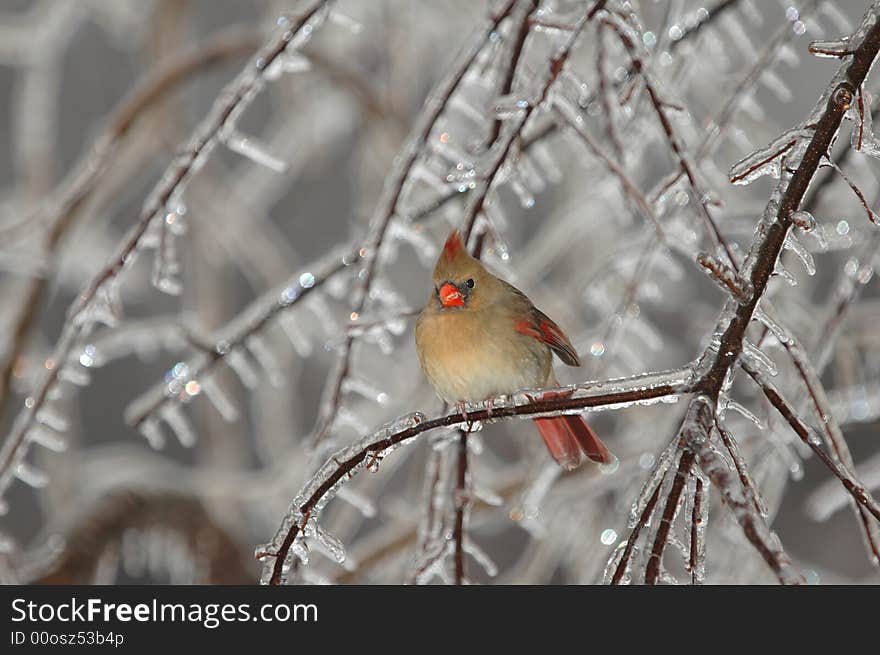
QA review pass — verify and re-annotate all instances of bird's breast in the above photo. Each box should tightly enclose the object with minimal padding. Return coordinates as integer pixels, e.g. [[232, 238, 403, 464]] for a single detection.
[[415, 307, 551, 404]]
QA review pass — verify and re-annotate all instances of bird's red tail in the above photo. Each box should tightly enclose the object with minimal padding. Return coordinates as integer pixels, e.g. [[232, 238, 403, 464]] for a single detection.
[[533, 414, 613, 470]]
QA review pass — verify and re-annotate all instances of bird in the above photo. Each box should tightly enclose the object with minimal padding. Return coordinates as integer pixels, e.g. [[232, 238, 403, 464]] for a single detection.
[[415, 229, 613, 470]]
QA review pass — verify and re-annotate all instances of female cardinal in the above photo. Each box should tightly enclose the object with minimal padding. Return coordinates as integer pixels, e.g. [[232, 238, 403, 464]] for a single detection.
[[415, 230, 613, 469]]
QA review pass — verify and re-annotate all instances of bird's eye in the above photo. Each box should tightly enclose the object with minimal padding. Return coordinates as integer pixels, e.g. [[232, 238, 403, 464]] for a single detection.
[[465, 278, 475, 289]]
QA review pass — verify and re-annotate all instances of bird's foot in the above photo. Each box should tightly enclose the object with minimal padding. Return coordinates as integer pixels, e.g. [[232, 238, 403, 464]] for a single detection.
[[485, 396, 495, 419], [455, 401, 470, 429]]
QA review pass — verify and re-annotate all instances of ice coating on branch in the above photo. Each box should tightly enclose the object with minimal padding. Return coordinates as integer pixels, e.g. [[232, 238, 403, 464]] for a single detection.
[[28, 426, 67, 453], [809, 37, 852, 58], [850, 90, 880, 159], [629, 438, 678, 528], [336, 487, 377, 518], [729, 128, 811, 185], [696, 253, 753, 303], [260, 411, 426, 583]]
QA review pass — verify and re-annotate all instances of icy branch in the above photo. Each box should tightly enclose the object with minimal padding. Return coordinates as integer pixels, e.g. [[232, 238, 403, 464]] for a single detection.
[[261, 365, 694, 584]]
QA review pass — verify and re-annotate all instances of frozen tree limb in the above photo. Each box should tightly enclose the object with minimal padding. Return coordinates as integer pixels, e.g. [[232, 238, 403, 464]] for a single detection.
[[683, 397, 804, 584], [261, 365, 694, 584]]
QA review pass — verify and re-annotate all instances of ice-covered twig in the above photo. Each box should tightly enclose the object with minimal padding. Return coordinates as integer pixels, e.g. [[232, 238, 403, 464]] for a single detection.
[[644, 448, 693, 584], [555, 106, 664, 238], [601, 14, 735, 266], [760, 303, 880, 564], [696, 0, 822, 162], [744, 364, 880, 525], [688, 475, 706, 585], [609, 471, 664, 585], [824, 158, 880, 224], [714, 417, 768, 517], [262, 365, 694, 584], [698, 3, 880, 401], [453, 431, 469, 584], [460, 0, 609, 243], [682, 397, 804, 584]]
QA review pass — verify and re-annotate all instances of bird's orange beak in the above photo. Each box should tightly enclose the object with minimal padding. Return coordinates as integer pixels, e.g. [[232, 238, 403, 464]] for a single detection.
[[439, 282, 465, 308]]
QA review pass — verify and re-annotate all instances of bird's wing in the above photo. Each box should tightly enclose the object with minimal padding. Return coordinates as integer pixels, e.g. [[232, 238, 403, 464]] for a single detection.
[[514, 308, 581, 367]]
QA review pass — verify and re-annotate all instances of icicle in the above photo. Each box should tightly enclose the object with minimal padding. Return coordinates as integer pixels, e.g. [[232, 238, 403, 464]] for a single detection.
[[773, 261, 799, 286], [850, 92, 880, 159], [246, 335, 285, 388], [73, 281, 123, 328], [336, 486, 377, 518], [60, 361, 93, 387], [159, 404, 197, 447], [200, 377, 240, 422], [35, 407, 68, 433], [508, 174, 536, 209], [139, 417, 165, 449], [305, 520, 346, 564], [819, 3, 853, 33], [510, 462, 560, 526], [262, 51, 311, 80], [151, 226, 182, 296], [15, 461, 48, 488], [28, 426, 67, 452], [464, 539, 498, 577], [222, 130, 288, 172], [741, 339, 778, 377], [226, 349, 260, 389], [291, 538, 310, 565], [527, 141, 563, 184], [722, 400, 766, 430], [752, 307, 794, 345], [328, 7, 362, 33], [278, 314, 313, 357], [388, 222, 438, 267], [342, 376, 390, 406], [783, 233, 816, 275], [760, 68, 793, 103], [729, 128, 810, 185], [471, 482, 503, 507]]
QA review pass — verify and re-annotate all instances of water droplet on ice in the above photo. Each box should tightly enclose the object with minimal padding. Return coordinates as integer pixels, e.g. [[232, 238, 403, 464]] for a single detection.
[[600, 528, 618, 545]]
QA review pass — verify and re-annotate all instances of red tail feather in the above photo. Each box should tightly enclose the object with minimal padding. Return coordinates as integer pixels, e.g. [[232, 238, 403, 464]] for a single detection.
[[533, 415, 613, 469]]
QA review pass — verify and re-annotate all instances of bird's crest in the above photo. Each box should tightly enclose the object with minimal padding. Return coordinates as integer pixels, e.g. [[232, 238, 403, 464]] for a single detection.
[[441, 229, 467, 261]]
